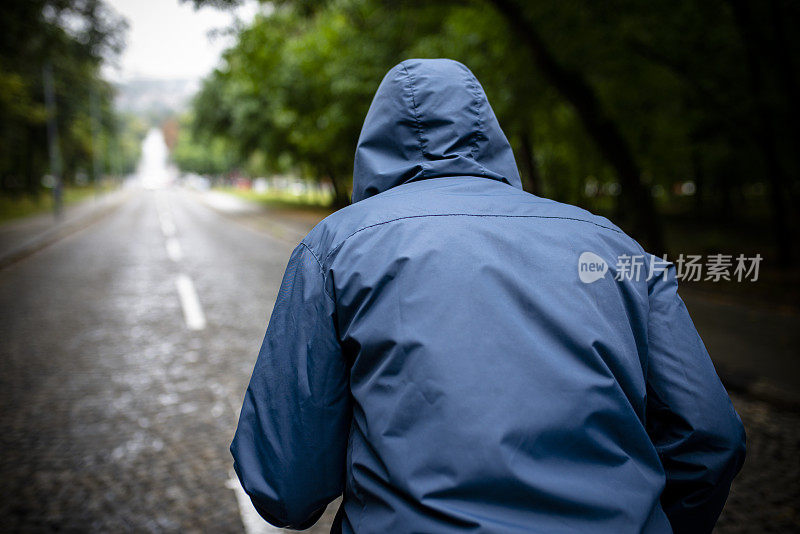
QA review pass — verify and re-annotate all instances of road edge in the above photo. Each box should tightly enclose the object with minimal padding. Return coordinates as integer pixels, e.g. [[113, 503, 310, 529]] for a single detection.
[[0, 189, 131, 270], [719, 365, 800, 412]]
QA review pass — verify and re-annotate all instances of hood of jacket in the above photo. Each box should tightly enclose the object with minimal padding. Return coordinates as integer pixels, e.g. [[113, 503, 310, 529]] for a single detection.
[[351, 58, 522, 203]]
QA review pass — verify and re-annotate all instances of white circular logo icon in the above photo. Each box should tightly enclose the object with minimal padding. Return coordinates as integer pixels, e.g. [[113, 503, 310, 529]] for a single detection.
[[578, 251, 608, 283]]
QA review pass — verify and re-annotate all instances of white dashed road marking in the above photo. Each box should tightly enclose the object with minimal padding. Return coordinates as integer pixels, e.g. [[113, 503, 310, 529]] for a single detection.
[[175, 273, 206, 330], [158, 193, 271, 533], [156, 195, 203, 330], [165, 237, 183, 262], [159, 214, 177, 237], [156, 195, 177, 237], [226, 474, 286, 534]]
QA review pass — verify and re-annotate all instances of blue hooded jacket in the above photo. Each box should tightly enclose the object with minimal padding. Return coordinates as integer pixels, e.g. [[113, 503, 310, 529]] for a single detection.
[[231, 59, 746, 533]]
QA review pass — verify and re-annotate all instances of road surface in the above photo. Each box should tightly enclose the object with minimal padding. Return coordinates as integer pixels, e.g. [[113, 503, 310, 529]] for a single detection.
[[0, 185, 299, 531]]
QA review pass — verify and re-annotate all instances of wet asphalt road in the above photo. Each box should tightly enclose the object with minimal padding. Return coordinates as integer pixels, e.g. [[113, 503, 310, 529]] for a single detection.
[[0, 186, 798, 532], [0, 187, 322, 532]]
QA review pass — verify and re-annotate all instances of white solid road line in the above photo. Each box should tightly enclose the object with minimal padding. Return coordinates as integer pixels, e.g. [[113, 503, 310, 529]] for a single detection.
[[165, 237, 183, 262], [226, 474, 286, 534], [175, 274, 206, 330]]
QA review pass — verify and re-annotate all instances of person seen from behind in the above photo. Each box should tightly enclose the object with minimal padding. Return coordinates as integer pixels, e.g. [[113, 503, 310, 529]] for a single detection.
[[231, 58, 746, 533]]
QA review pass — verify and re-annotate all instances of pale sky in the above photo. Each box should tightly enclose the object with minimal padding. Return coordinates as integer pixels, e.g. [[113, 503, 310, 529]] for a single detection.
[[104, 0, 261, 82]]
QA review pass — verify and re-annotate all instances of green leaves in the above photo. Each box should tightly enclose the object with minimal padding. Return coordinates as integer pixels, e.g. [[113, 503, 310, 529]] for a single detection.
[[0, 0, 133, 194], [186, 0, 798, 250]]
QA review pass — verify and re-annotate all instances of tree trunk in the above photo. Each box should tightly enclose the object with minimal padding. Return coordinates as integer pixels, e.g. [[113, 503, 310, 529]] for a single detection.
[[517, 128, 542, 196], [768, 0, 800, 166], [691, 146, 705, 215], [729, 0, 795, 265], [487, 0, 665, 253], [326, 169, 350, 209]]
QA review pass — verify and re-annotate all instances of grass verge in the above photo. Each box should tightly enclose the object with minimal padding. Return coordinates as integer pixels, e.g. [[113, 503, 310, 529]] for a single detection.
[[0, 185, 114, 224], [216, 187, 335, 215]]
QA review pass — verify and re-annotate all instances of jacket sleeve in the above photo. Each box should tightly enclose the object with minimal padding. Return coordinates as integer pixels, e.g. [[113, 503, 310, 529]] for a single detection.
[[231, 243, 350, 529], [645, 262, 746, 534]]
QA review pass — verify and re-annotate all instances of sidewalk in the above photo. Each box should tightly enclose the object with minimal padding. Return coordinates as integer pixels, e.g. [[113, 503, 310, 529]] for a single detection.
[[680, 288, 800, 409], [0, 188, 130, 269], [194, 189, 330, 246]]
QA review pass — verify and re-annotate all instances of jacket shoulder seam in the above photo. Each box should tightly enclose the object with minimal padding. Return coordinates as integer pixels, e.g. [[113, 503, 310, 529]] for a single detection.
[[322, 213, 623, 264], [298, 242, 334, 301], [299, 241, 324, 270]]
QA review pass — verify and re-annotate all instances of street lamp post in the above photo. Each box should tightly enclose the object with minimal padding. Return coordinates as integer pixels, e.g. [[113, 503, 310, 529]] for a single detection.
[[43, 62, 63, 219]]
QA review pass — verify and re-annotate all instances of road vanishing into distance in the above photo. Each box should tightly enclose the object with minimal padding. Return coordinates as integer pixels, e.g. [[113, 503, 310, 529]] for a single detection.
[[0, 182, 333, 532], [0, 131, 797, 532]]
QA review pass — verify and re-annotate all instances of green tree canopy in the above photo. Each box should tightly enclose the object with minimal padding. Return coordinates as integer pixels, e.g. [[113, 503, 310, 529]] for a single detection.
[[0, 0, 141, 195], [185, 0, 799, 260]]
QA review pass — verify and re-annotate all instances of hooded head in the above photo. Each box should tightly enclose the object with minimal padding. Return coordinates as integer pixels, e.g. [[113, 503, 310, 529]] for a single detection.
[[351, 59, 522, 203]]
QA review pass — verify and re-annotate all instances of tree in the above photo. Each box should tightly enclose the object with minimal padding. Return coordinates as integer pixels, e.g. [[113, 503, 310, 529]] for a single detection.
[[485, 0, 664, 252], [187, 0, 799, 262], [0, 0, 132, 196]]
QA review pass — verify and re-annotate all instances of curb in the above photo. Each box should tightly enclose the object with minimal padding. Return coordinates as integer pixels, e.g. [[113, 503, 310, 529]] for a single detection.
[[0, 190, 130, 270]]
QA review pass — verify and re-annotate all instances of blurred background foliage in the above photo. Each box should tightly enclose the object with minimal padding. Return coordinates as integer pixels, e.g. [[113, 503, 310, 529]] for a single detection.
[[0, 1, 145, 208], [1, 0, 798, 272], [178, 0, 799, 267]]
